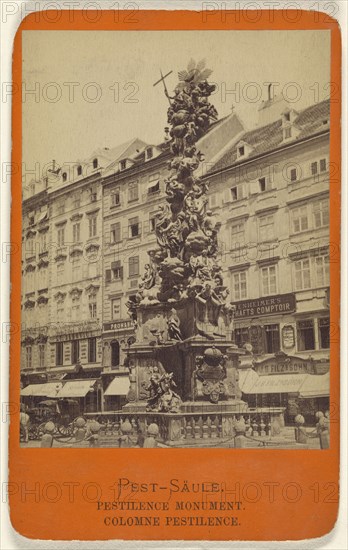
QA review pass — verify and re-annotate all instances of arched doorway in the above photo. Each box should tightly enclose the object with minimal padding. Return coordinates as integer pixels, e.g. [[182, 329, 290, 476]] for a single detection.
[[111, 340, 120, 367]]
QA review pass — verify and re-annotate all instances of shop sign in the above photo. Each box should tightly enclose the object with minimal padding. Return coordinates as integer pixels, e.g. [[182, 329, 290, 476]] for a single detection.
[[103, 320, 134, 332], [234, 293, 296, 319], [254, 354, 316, 376]]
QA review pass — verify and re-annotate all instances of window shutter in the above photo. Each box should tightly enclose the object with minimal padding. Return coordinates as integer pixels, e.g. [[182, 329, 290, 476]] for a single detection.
[[105, 269, 111, 283], [224, 189, 231, 203], [119, 266, 124, 279]]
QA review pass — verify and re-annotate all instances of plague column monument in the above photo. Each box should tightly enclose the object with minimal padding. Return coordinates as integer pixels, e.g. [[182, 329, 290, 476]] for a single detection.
[[124, 60, 247, 443]]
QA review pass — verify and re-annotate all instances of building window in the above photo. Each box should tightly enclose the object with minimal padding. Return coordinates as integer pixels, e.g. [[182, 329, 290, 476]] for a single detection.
[[238, 145, 245, 157], [26, 346, 32, 369], [89, 294, 97, 318], [319, 318, 330, 349], [128, 181, 138, 202], [120, 159, 127, 171], [77, 165, 82, 176], [320, 158, 327, 172], [111, 188, 120, 207], [259, 177, 266, 192], [129, 256, 139, 278], [56, 263, 64, 285], [294, 258, 311, 290], [71, 340, 79, 364], [313, 199, 329, 228], [112, 298, 121, 319], [71, 296, 80, 321], [230, 186, 238, 201], [88, 338, 97, 362], [93, 158, 98, 169], [72, 222, 80, 243], [111, 260, 123, 280], [40, 232, 47, 253], [62, 172, 67, 182], [129, 216, 140, 238], [57, 227, 65, 246], [284, 112, 290, 122], [111, 341, 120, 367], [297, 320, 315, 351], [148, 181, 160, 195], [56, 342, 63, 366], [90, 188, 97, 202], [311, 162, 318, 176], [261, 265, 277, 296], [57, 300, 64, 321], [234, 327, 249, 348], [72, 258, 81, 282], [58, 202, 65, 215], [315, 254, 329, 286], [89, 215, 97, 237], [110, 222, 121, 243], [146, 147, 153, 159], [264, 324, 280, 353], [259, 215, 274, 242], [230, 221, 245, 248], [232, 272, 247, 301], [284, 127, 292, 139], [291, 205, 308, 233], [290, 167, 298, 182], [38, 344, 45, 369], [149, 213, 157, 232]]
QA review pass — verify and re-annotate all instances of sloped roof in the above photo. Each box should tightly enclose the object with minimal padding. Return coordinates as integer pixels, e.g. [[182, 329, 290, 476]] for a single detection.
[[209, 99, 330, 174]]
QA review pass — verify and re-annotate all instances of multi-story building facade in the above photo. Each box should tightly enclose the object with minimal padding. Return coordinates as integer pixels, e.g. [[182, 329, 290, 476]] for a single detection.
[[205, 97, 330, 416], [21, 178, 50, 384], [21, 96, 330, 418]]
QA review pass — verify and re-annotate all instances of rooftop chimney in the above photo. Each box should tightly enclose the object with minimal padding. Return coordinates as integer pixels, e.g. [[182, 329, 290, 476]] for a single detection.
[[257, 92, 290, 126]]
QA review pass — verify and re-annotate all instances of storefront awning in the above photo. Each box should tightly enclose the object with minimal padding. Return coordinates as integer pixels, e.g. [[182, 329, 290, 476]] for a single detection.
[[299, 372, 330, 398], [104, 376, 130, 396], [57, 380, 96, 398], [242, 373, 308, 395], [238, 369, 259, 394], [20, 382, 62, 397]]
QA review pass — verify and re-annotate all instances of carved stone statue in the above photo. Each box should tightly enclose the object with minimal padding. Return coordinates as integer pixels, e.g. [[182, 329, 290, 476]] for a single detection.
[[167, 308, 182, 341], [146, 371, 182, 413]]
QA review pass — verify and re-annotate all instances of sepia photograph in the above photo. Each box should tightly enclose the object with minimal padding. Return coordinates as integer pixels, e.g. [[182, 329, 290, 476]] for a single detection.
[[20, 29, 332, 449]]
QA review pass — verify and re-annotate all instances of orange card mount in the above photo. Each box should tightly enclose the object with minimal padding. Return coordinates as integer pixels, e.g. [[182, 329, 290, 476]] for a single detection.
[[10, 9, 340, 542]]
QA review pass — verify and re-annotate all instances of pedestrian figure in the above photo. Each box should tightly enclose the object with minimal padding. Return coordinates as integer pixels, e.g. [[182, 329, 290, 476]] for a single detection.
[[294, 414, 307, 444], [20, 406, 30, 443]]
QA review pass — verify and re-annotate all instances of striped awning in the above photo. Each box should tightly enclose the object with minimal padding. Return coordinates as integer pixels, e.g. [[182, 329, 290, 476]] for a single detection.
[[57, 380, 96, 398], [104, 376, 130, 396], [299, 372, 330, 398], [20, 382, 62, 397]]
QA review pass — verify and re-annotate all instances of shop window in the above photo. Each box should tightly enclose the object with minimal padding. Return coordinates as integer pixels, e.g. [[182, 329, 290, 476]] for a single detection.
[[39, 344, 45, 369], [264, 324, 280, 353], [71, 340, 79, 364], [297, 320, 315, 351], [234, 327, 249, 348], [319, 318, 330, 349], [88, 338, 96, 362], [111, 341, 120, 367], [56, 342, 63, 366]]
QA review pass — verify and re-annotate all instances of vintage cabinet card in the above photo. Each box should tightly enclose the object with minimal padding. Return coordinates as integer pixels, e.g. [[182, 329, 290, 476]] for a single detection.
[[9, 7, 341, 542]]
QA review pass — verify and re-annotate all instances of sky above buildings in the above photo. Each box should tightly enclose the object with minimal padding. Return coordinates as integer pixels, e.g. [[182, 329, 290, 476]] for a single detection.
[[22, 29, 330, 179]]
